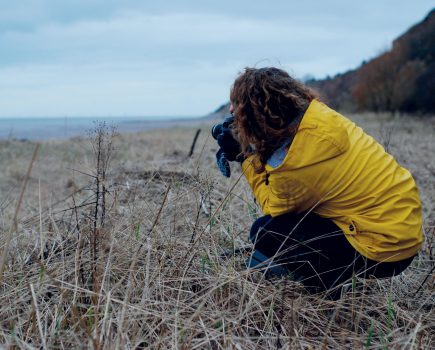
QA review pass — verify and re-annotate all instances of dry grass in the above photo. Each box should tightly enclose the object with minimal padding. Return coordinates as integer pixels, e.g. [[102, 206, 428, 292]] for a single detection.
[[0, 115, 433, 349]]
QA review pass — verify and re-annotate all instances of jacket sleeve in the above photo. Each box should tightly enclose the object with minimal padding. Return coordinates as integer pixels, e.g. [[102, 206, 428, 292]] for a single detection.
[[241, 156, 271, 215], [241, 156, 318, 217]]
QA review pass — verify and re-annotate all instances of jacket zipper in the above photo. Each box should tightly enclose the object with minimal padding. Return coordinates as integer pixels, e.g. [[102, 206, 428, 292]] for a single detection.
[[265, 172, 270, 185]]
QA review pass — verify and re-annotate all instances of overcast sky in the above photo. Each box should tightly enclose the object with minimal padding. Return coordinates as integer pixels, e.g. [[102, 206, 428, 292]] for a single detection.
[[0, 1, 433, 118]]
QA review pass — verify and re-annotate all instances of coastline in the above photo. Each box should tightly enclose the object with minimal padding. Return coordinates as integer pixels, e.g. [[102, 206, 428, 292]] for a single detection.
[[0, 116, 209, 141]]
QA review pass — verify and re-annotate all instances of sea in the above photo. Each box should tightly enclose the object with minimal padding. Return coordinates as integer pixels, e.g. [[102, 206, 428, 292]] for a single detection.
[[0, 116, 202, 141]]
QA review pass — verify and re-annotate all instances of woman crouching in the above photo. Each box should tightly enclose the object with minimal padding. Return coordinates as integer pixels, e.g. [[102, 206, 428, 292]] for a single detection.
[[215, 67, 423, 297]]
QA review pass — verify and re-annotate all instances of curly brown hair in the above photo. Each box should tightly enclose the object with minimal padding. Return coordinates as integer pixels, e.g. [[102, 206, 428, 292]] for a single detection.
[[230, 67, 318, 171]]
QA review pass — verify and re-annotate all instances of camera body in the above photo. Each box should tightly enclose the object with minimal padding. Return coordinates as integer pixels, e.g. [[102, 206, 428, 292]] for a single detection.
[[211, 115, 237, 177], [211, 116, 235, 140]]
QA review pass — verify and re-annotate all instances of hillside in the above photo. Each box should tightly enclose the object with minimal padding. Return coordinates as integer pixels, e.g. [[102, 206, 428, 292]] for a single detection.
[[309, 9, 435, 113], [211, 9, 435, 117]]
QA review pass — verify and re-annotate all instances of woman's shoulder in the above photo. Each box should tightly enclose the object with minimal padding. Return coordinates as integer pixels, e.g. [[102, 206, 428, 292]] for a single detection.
[[291, 101, 352, 158], [302, 100, 354, 133]]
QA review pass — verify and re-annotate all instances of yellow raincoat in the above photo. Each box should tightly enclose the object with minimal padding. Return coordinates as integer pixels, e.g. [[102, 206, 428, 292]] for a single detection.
[[242, 100, 423, 262]]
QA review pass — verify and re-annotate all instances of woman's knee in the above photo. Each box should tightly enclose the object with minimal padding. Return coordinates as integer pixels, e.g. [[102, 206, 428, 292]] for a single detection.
[[249, 215, 272, 242]]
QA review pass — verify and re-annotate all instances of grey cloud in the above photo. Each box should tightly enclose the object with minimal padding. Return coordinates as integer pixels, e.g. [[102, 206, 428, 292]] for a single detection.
[[0, 12, 339, 66], [0, 0, 433, 116]]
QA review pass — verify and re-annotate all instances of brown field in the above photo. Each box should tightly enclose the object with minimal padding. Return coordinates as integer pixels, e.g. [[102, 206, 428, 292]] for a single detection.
[[0, 113, 434, 349]]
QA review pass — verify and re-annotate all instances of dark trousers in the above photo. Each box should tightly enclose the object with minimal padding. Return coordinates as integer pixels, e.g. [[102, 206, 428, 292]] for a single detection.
[[249, 212, 414, 294]]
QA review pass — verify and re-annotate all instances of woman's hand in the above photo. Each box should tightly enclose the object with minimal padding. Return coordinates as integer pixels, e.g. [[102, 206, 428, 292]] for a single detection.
[[216, 126, 242, 162], [214, 125, 245, 177]]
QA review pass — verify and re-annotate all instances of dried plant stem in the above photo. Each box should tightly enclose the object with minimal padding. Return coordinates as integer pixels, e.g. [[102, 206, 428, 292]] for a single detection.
[[188, 129, 201, 157], [0, 143, 39, 283], [413, 264, 435, 296], [115, 185, 170, 348], [39, 178, 44, 261], [149, 185, 171, 236], [188, 171, 244, 251], [29, 283, 47, 350], [100, 291, 112, 346], [141, 236, 152, 303]]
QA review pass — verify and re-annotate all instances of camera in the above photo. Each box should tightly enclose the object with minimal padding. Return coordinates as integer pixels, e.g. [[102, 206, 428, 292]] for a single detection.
[[211, 116, 235, 140], [211, 115, 237, 178]]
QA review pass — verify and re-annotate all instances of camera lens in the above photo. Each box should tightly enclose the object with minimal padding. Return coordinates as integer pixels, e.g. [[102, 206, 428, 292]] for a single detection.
[[211, 123, 223, 139], [211, 116, 234, 140], [222, 116, 235, 128]]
